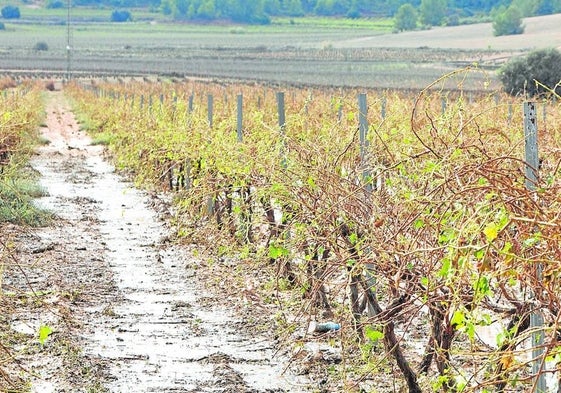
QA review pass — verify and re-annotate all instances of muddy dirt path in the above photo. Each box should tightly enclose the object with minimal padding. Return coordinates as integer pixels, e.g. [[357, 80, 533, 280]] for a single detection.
[[16, 91, 310, 392]]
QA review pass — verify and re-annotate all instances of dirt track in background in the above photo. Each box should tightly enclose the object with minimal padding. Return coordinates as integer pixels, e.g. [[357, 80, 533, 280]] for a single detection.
[[2, 90, 311, 392]]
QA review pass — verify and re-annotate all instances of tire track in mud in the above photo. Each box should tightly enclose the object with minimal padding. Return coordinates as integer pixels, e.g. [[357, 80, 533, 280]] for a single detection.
[[29, 91, 309, 393]]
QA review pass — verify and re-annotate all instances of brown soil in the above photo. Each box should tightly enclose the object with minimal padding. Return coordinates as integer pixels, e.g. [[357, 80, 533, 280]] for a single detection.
[[0, 91, 312, 393]]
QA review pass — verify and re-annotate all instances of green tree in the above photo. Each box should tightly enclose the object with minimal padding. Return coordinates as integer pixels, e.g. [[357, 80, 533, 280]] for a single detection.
[[264, 0, 281, 14], [419, 0, 446, 25], [499, 48, 561, 96], [1, 5, 20, 19], [315, 0, 351, 15], [510, 0, 539, 16], [535, 0, 555, 14], [225, 0, 270, 24], [197, 0, 216, 19], [284, 0, 304, 16], [492, 5, 524, 36], [33, 41, 49, 51], [394, 3, 417, 31], [111, 9, 132, 21], [46, 0, 65, 9], [160, 0, 172, 14], [347, 0, 360, 18], [173, 0, 189, 18]]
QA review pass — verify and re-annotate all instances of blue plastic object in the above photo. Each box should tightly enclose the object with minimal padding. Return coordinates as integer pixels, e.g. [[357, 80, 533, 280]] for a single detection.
[[314, 322, 341, 333]]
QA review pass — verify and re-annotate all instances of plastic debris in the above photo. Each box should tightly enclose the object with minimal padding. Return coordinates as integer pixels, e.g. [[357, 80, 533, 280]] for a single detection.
[[309, 321, 341, 333]]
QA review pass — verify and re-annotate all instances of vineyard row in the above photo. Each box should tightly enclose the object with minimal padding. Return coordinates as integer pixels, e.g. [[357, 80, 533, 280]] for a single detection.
[[68, 78, 561, 392]]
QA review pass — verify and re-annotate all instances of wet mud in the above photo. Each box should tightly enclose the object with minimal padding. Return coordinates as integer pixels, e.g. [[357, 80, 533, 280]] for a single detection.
[[6, 91, 311, 392]]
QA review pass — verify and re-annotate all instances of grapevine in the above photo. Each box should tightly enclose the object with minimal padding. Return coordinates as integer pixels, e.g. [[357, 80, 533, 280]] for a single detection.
[[68, 75, 561, 392]]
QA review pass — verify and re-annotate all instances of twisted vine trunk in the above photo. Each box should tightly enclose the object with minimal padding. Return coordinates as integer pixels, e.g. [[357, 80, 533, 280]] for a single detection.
[[418, 301, 456, 390], [385, 320, 422, 393]]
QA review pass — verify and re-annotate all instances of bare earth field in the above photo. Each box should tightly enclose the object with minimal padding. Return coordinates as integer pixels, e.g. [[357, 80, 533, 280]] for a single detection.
[[0, 14, 560, 89], [336, 13, 561, 51]]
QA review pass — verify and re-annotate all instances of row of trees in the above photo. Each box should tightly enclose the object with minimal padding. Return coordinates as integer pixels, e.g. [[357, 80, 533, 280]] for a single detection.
[[43, 0, 559, 24], [393, 0, 447, 30], [157, 0, 561, 23], [0, 4, 132, 22], [394, 0, 526, 36], [1, 0, 557, 25]]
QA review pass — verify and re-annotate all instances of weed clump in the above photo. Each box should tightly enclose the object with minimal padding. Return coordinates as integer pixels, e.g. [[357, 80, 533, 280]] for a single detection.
[[33, 41, 49, 51], [0, 87, 51, 226]]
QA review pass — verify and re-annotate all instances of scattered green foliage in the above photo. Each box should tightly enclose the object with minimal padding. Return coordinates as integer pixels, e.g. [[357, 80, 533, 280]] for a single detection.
[[38, 324, 53, 345], [33, 41, 49, 51], [111, 9, 132, 22], [419, 0, 446, 26], [492, 5, 524, 36], [1, 5, 19, 19], [394, 3, 417, 31], [0, 86, 51, 226], [0, 174, 52, 225], [499, 47, 561, 96], [68, 71, 561, 391], [45, 0, 65, 9]]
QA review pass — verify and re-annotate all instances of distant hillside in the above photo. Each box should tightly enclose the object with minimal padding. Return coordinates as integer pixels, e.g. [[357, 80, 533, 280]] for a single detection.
[[52, 0, 513, 17], [334, 13, 561, 53], [8, 0, 560, 25]]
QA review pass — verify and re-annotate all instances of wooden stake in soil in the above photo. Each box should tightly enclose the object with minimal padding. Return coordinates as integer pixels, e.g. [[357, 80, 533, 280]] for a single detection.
[[207, 94, 213, 129], [524, 101, 546, 393], [237, 94, 243, 142], [358, 93, 371, 192], [277, 92, 287, 169]]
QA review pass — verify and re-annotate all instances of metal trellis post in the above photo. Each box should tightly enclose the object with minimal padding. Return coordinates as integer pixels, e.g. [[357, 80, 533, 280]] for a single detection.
[[524, 101, 546, 393]]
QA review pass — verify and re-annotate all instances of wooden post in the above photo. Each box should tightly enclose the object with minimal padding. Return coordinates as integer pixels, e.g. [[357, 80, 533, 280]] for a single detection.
[[337, 100, 343, 122], [524, 102, 539, 190], [188, 94, 194, 113], [237, 94, 243, 142], [206, 93, 215, 215], [524, 101, 546, 392], [277, 92, 286, 168], [542, 101, 547, 131], [358, 93, 371, 192], [207, 94, 213, 129], [277, 92, 285, 131]]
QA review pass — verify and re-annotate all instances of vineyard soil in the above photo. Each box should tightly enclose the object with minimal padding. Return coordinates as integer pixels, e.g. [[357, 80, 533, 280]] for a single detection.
[[2, 90, 313, 392]]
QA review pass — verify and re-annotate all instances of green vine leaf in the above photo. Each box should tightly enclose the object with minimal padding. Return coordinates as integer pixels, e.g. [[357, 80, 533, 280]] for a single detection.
[[483, 222, 498, 242], [38, 324, 53, 345], [365, 326, 384, 342]]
